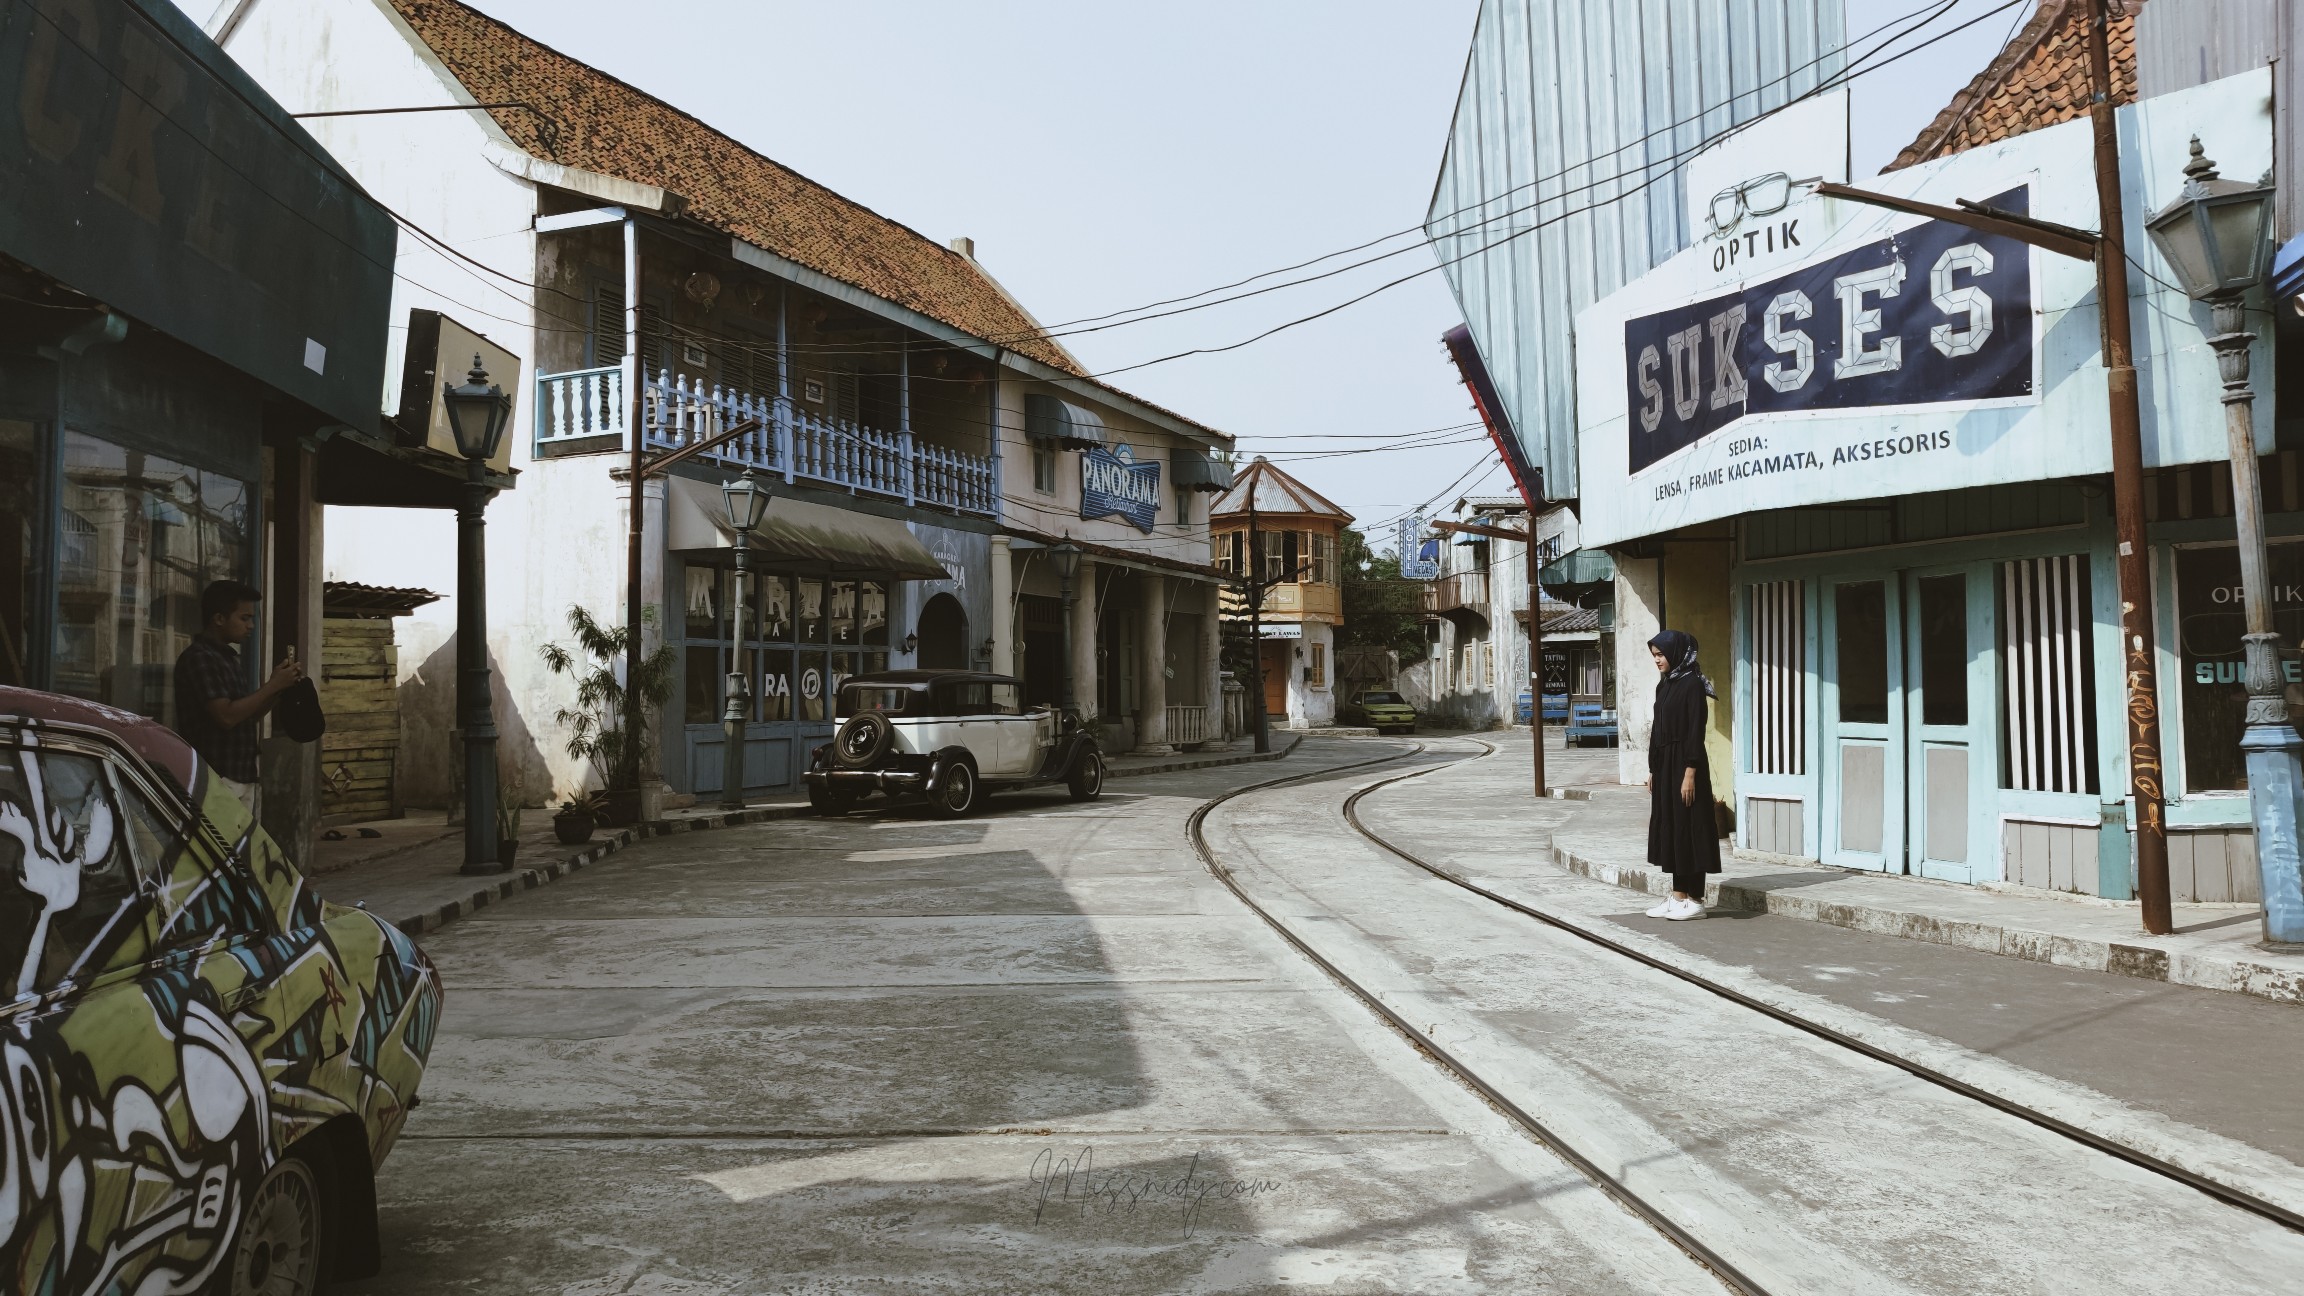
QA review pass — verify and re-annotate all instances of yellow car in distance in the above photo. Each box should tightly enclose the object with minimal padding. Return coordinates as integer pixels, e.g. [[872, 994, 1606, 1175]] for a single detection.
[[1352, 689, 1420, 735]]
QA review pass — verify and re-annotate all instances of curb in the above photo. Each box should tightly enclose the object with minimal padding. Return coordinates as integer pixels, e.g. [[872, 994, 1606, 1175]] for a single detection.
[[393, 738, 1305, 937], [1548, 841, 2304, 1007], [391, 803, 810, 936]]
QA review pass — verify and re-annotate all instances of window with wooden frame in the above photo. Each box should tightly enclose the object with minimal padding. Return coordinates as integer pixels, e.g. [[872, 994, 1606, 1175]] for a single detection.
[[1309, 531, 1336, 585], [1308, 642, 1326, 688], [1033, 443, 1057, 493]]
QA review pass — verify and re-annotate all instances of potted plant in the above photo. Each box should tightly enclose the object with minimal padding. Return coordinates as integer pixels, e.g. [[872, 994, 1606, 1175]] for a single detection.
[[496, 799, 524, 868], [553, 791, 606, 845], [540, 605, 675, 827]]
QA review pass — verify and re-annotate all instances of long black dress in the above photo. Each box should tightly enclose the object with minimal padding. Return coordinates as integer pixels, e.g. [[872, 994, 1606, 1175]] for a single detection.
[[1646, 671, 1721, 887]]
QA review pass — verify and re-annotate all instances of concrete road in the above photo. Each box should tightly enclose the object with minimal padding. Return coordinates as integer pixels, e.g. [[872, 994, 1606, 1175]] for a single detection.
[[346, 743, 1718, 1294], [1221, 738, 2304, 1294]]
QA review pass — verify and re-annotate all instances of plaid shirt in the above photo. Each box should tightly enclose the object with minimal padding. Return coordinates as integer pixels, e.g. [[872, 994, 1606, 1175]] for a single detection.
[[174, 636, 260, 783]]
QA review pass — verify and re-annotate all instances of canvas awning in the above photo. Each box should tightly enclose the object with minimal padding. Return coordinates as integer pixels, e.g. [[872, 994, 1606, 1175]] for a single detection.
[[1172, 448, 1234, 493], [1025, 393, 1107, 448], [667, 477, 950, 580]]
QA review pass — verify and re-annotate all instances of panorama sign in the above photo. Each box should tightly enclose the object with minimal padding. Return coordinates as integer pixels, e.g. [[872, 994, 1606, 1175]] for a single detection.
[[1081, 443, 1162, 533], [1572, 69, 2275, 549]]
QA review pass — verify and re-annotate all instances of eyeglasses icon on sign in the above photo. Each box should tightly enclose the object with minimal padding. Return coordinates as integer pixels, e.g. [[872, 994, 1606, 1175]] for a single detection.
[[1706, 172, 1820, 239]]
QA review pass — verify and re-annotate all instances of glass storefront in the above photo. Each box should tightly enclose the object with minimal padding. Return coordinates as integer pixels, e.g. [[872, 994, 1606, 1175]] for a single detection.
[[2173, 540, 2304, 793], [681, 564, 888, 728], [0, 421, 34, 687], [51, 431, 253, 720]]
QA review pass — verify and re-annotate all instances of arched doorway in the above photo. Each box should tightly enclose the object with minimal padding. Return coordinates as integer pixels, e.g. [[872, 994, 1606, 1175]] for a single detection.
[[917, 593, 968, 669]]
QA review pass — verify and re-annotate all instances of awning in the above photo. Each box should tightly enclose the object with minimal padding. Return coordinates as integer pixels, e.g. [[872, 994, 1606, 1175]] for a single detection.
[[667, 477, 950, 580], [1539, 548, 1617, 606], [1025, 393, 1107, 448], [1172, 448, 1234, 493]]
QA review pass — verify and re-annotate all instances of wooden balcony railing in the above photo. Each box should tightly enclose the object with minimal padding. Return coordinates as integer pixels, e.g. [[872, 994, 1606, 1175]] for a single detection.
[[534, 367, 997, 517]]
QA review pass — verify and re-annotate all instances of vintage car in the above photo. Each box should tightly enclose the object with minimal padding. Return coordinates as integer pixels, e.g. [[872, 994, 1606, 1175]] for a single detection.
[[0, 687, 440, 1296], [804, 670, 1104, 817], [1347, 689, 1419, 735]]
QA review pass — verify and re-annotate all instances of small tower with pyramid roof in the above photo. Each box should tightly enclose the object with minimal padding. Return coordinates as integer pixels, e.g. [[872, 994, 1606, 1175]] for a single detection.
[[1210, 457, 1355, 729]]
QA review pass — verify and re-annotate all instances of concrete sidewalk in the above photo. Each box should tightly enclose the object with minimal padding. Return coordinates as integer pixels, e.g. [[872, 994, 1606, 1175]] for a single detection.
[[1454, 730, 2304, 1005], [305, 736, 1303, 936]]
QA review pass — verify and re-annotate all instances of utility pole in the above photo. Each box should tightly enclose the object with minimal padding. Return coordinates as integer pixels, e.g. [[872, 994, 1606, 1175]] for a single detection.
[[1807, 0, 2171, 932], [2087, 0, 2171, 934]]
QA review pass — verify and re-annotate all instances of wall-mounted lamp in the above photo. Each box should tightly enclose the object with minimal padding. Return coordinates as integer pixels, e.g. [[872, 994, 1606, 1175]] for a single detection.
[[902, 632, 919, 654]]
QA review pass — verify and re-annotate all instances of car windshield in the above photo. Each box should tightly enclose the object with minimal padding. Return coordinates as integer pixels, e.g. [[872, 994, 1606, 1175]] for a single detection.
[[1360, 692, 1403, 704], [839, 687, 915, 717]]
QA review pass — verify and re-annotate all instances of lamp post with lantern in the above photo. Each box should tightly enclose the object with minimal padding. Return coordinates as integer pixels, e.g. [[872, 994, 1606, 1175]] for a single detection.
[[2144, 138, 2299, 942], [719, 469, 770, 810], [1051, 542, 1083, 719], [442, 356, 513, 874]]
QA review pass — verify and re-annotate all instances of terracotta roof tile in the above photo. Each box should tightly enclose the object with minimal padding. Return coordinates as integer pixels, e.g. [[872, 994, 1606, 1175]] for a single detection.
[[1888, 0, 2141, 172], [387, 0, 1083, 375]]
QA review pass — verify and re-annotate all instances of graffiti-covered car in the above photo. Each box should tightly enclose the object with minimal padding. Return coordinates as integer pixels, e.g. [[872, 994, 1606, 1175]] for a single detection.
[[803, 670, 1104, 817], [0, 687, 440, 1295]]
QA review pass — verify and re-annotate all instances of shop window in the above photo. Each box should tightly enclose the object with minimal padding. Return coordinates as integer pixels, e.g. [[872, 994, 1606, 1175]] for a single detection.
[[2174, 543, 2304, 792], [53, 433, 252, 719], [760, 575, 794, 642], [684, 645, 722, 725], [831, 581, 858, 645], [759, 649, 794, 723], [859, 582, 888, 647], [0, 421, 32, 687], [1747, 580, 1806, 775], [1834, 581, 1888, 725], [1916, 574, 1968, 727], [797, 579, 825, 643]]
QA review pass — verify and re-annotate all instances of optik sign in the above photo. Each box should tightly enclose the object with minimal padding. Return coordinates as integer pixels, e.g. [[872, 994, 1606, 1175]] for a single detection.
[[1626, 187, 2034, 476], [1081, 444, 1162, 533]]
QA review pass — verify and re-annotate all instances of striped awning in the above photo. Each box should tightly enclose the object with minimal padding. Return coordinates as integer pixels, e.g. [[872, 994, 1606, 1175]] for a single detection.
[[1025, 394, 1107, 448], [1172, 448, 1233, 493]]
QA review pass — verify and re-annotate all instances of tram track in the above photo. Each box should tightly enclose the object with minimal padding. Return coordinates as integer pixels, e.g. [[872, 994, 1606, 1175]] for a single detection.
[[1335, 736, 2304, 1236], [1185, 740, 1775, 1296], [1187, 732, 2304, 1296]]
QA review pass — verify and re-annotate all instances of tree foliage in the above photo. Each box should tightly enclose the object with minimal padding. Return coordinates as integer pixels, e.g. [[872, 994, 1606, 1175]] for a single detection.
[[1338, 527, 1427, 659]]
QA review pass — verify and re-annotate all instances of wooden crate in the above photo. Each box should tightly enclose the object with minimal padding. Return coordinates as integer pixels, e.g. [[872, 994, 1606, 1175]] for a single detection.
[[318, 619, 401, 823]]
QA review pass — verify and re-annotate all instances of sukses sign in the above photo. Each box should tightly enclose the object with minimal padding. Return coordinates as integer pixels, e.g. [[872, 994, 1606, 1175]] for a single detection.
[[1625, 188, 2034, 474]]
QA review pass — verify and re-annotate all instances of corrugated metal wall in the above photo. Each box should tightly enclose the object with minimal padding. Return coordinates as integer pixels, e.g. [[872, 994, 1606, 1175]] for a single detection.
[[1425, 0, 1845, 500], [2135, 0, 2297, 229]]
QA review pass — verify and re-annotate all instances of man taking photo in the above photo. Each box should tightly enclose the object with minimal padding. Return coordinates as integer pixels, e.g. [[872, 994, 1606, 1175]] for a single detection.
[[174, 579, 303, 821]]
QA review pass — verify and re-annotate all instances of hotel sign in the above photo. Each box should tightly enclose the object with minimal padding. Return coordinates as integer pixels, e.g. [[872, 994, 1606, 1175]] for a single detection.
[[1081, 443, 1162, 533]]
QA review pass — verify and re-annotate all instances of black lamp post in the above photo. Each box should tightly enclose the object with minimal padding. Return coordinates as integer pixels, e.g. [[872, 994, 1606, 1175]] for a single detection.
[[442, 356, 512, 874], [719, 469, 769, 809], [2145, 139, 2297, 942], [1051, 542, 1082, 720]]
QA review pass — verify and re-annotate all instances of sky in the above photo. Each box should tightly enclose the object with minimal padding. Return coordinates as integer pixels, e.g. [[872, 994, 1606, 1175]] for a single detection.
[[185, 0, 2036, 544]]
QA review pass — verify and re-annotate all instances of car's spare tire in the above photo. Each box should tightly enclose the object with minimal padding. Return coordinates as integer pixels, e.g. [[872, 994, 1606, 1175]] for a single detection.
[[833, 712, 895, 768]]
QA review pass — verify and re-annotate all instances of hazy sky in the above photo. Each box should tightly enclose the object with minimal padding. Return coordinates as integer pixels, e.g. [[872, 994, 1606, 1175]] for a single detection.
[[190, 0, 2035, 540]]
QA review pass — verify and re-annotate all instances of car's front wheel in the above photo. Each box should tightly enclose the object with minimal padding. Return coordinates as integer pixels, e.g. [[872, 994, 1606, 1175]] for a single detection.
[[225, 1152, 324, 1296], [930, 759, 979, 818], [1067, 750, 1103, 801]]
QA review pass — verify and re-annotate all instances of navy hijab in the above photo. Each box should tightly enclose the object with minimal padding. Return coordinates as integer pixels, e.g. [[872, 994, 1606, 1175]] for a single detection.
[[1648, 629, 1716, 698]]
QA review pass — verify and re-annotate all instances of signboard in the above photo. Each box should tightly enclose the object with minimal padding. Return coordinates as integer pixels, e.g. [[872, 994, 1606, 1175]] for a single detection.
[[1081, 443, 1162, 533], [0, 0, 393, 433], [1397, 514, 1440, 580], [397, 310, 521, 474], [1257, 623, 1303, 639], [1573, 68, 2274, 549]]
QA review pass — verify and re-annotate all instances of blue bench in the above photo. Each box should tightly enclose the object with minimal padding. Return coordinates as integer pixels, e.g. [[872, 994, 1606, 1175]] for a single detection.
[[1516, 692, 1572, 724], [1566, 703, 1619, 747]]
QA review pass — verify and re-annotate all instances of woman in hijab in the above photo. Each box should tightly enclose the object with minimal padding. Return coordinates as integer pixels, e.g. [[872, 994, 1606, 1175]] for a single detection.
[[1644, 629, 1720, 920]]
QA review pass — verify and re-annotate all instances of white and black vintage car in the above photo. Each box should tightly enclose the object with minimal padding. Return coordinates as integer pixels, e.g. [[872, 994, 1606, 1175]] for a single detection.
[[804, 670, 1105, 817]]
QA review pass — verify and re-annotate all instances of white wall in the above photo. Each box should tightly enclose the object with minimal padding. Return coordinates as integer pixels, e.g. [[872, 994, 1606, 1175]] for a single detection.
[[1613, 557, 1663, 786], [218, 0, 630, 805], [1283, 621, 1337, 728]]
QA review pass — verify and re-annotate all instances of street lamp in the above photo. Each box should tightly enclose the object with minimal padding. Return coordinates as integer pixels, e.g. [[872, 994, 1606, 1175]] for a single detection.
[[442, 357, 512, 874], [718, 469, 769, 809], [1051, 542, 1082, 719], [2145, 140, 2299, 943]]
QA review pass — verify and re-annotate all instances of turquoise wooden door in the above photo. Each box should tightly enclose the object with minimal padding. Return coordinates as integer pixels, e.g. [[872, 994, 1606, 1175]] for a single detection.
[[1822, 577, 1904, 871], [1902, 566, 1996, 882]]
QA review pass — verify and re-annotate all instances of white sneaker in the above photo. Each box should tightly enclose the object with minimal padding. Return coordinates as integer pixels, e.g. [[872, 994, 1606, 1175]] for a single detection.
[[1644, 897, 1675, 917], [1665, 898, 1708, 921]]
